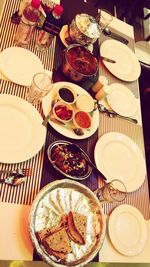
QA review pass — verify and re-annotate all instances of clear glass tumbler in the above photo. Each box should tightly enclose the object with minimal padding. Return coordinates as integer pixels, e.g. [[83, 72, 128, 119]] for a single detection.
[[27, 72, 53, 105], [97, 9, 113, 32]]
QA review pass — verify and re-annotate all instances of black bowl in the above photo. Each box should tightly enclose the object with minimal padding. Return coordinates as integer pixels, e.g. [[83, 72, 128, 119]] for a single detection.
[[47, 140, 92, 180]]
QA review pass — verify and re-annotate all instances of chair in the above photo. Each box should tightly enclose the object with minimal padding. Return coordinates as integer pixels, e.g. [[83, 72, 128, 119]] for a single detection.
[[119, 0, 150, 25]]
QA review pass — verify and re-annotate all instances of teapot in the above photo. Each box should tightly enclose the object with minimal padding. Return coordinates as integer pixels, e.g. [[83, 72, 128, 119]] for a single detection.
[[68, 13, 101, 46]]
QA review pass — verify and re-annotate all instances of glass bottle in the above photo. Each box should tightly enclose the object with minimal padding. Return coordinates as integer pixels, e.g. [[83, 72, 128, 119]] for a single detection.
[[15, 0, 41, 47], [35, 4, 63, 51]]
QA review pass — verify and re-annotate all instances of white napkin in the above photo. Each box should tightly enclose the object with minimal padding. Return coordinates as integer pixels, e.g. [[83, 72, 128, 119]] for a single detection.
[[0, 202, 33, 260]]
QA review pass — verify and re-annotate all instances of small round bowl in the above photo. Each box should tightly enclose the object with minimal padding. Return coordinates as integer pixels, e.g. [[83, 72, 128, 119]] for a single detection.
[[57, 85, 77, 104], [76, 94, 95, 112], [53, 101, 73, 123], [73, 110, 92, 129], [47, 140, 92, 180]]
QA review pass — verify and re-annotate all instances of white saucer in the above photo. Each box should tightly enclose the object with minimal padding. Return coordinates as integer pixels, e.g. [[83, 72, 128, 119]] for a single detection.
[[0, 47, 44, 86], [106, 83, 138, 117], [108, 204, 147, 256]]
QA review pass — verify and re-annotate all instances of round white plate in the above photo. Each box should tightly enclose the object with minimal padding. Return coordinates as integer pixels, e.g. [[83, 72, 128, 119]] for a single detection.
[[42, 82, 99, 139], [108, 204, 147, 256], [100, 40, 141, 81], [106, 83, 138, 117], [135, 41, 150, 68], [94, 132, 146, 192], [0, 47, 44, 86], [0, 94, 46, 163]]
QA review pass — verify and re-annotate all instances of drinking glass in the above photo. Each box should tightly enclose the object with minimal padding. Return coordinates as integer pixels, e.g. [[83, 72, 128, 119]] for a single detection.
[[97, 9, 113, 32], [27, 72, 53, 105], [95, 179, 127, 203]]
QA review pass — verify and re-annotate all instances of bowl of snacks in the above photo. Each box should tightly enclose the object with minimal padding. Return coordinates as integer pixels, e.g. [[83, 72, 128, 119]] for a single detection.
[[29, 179, 106, 267], [47, 140, 92, 180], [73, 110, 92, 130], [62, 44, 98, 82], [53, 101, 73, 123]]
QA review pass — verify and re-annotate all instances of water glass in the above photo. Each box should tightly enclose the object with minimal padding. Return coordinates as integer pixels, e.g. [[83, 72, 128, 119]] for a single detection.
[[95, 179, 127, 203], [27, 72, 53, 105], [98, 9, 113, 31]]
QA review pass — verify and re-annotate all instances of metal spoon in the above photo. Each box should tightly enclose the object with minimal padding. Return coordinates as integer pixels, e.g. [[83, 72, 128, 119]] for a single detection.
[[103, 28, 129, 45], [0, 175, 27, 186], [98, 104, 138, 124], [67, 144, 107, 181]]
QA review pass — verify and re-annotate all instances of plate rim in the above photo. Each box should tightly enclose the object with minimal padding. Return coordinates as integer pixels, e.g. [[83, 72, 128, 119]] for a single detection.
[[108, 204, 147, 256], [29, 179, 106, 267], [100, 39, 141, 82], [106, 83, 138, 117], [0, 46, 44, 86], [42, 81, 99, 140], [94, 132, 146, 192], [0, 94, 46, 163]]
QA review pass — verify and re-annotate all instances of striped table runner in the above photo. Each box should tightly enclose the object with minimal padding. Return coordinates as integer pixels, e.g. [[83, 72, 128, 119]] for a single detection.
[[0, 0, 56, 205]]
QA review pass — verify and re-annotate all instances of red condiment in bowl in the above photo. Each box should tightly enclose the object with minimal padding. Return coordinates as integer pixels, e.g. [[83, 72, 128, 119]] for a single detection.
[[53, 101, 73, 122], [73, 110, 92, 129]]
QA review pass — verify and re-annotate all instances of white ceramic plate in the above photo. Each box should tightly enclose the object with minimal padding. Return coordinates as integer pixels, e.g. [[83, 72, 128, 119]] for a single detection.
[[94, 132, 146, 192], [0, 47, 44, 86], [42, 82, 99, 140], [106, 83, 138, 117], [100, 40, 141, 81], [108, 204, 147, 256], [0, 94, 46, 163]]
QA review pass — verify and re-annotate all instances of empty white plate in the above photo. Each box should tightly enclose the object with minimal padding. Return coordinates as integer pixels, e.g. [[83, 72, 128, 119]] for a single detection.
[[100, 40, 141, 81], [106, 83, 138, 117], [94, 132, 146, 192], [108, 204, 147, 256], [0, 47, 44, 86], [0, 94, 46, 163]]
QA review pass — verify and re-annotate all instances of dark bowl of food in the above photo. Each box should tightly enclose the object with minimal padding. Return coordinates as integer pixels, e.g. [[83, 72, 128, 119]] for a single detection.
[[47, 140, 92, 180], [62, 44, 98, 82]]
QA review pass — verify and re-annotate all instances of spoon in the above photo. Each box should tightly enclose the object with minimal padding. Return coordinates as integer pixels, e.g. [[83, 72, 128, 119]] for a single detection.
[[67, 144, 107, 181], [0, 175, 27, 186], [98, 104, 138, 124], [103, 28, 129, 45], [42, 99, 59, 127]]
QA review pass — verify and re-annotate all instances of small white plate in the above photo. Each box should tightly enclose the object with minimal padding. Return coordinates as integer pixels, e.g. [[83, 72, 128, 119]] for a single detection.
[[106, 83, 138, 117], [42, 82, 99, 140], [94, 132, 146, 192], [100, 40, 141, 81], [108, 204, 147, 256], [0, 94, 46, 163], [0, 47, 44, 86]]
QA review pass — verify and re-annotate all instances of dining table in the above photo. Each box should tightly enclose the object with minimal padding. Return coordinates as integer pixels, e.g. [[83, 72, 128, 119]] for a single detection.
[[0, 0, 150, 265]]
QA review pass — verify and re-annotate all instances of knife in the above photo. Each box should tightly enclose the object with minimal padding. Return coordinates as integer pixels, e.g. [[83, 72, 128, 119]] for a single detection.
[[103, 28, 129, 45], [100, 56, 116, 63]]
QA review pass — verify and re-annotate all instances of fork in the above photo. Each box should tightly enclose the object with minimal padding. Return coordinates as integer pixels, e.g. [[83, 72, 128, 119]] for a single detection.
[[0, 168, 34, 177], [0, 175, 27, 186]]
